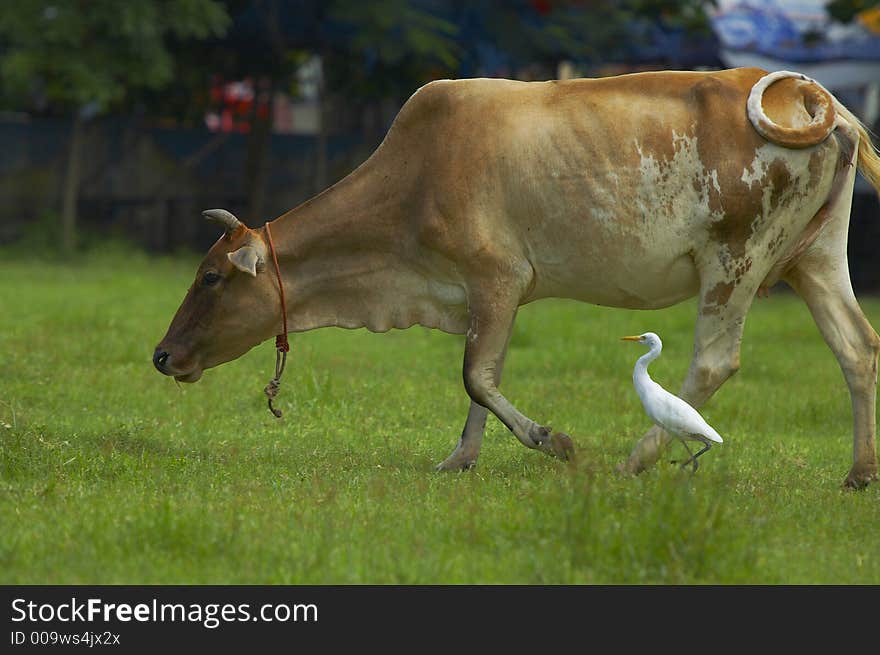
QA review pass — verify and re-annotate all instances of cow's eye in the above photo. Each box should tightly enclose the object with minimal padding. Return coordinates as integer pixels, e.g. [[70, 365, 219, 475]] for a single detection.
[[202, 271, 221, 286]]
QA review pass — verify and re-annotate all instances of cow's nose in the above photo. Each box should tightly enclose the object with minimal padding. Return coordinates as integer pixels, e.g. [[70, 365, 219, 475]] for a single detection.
[[153, 348, 170, 372]]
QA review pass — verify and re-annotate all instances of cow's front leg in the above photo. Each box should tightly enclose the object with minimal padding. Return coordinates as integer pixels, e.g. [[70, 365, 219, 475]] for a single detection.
[[437, 310, 516, 471], [435, 402, 490, 471], [460, 288, 574, 461], [437, 321, 513, 471]]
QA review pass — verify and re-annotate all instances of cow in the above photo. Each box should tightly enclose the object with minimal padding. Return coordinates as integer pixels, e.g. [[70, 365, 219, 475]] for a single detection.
[[154, 67, 880, 488]]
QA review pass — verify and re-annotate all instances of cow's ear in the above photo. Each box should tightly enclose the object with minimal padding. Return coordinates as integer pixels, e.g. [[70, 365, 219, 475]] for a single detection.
[[227, 246, 261, 277]]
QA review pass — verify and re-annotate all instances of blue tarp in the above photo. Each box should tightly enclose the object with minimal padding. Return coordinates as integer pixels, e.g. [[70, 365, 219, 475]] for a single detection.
[[712, 2, 880, 62]]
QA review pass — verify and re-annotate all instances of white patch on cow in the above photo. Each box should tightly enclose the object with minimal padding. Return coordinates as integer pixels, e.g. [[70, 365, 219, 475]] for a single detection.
[[708, 169, 721, 196], [634, 131, 723, 230], [588, 170, 621, 224], [742, 145, 817, 225], [741, 144, 775, 187], [590, 205, 615, 223]]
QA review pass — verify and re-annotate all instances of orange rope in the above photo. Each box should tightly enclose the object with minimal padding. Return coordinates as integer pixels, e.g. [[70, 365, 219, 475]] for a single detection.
[[264, 222, 289, 353], [263, 222, 289, 418]]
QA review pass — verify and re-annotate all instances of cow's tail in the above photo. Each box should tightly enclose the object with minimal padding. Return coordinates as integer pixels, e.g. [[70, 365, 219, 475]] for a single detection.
[[747, 70, 880, 196], [832, 100, 880, 195]]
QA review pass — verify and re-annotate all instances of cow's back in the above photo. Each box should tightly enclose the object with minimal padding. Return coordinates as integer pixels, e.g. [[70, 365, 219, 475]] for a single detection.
[[379, 69, 839, 309]]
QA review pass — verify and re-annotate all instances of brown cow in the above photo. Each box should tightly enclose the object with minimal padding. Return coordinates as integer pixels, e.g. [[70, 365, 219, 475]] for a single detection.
[[154, 68, 880, 488]]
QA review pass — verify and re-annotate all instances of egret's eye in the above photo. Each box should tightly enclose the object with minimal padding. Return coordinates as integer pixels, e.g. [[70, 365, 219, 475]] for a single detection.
[[202, 271, 221, 286]]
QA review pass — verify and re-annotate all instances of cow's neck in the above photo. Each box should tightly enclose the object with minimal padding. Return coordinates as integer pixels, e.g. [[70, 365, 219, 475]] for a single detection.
[[263, 162, 462, 335]]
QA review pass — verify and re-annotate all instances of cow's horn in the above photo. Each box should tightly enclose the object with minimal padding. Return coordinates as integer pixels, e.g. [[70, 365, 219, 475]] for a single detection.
[[202, 209, 241, 233]]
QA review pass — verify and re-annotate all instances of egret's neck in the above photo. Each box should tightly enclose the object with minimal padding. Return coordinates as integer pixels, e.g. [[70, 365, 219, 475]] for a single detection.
[[633, 343, 662, 388]]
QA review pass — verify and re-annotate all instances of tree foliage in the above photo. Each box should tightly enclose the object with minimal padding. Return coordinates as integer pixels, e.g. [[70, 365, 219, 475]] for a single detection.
[[0, 0, 230, 113], [827, 0, 879, 24], [0, 0, 721, 117], [328, 0, 460, 69], [473, 0, 717, 66]]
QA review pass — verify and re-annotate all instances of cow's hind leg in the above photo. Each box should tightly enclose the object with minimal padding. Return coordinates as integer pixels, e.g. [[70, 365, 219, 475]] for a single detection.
[[619, 272, 755, 474], [786, 255, 880, 489], [785, 124, 879, 489], [460, 285, 574, 461], [436, 323, 512, 471]]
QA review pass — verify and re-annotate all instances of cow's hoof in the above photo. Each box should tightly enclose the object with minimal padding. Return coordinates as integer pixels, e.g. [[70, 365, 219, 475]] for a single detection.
[[531, 426, 574, 461], [615, 461, 633, 476], [549, 431, 575, 461], [843, 467, 878, 490], [615, 458, 645, 476], [435, 454, 477, 472]]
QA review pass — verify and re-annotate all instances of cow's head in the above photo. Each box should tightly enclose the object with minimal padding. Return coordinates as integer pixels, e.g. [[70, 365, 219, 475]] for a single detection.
[[153, 209, 279, 382]]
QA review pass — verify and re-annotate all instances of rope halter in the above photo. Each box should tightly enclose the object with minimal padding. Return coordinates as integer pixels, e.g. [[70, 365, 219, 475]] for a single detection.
[[263, 222, 289, 418]]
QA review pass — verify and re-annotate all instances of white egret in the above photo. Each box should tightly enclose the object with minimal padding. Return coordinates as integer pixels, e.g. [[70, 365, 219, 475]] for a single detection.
[[621, 332, 723, 471]]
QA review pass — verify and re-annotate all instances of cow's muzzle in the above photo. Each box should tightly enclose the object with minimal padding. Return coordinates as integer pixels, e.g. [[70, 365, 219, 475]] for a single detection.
[[153, 347, 172, 375], [153, 348, 170, 372], [152, 346, 203, 383]]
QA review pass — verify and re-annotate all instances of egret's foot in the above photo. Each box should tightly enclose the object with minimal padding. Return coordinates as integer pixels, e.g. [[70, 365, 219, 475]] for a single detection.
[[677, 442, 711, 474], [843, 465, 878, 490], [668, 458, 699, 472], [669, 459, 700, 472], [436, 442, 479, 472]]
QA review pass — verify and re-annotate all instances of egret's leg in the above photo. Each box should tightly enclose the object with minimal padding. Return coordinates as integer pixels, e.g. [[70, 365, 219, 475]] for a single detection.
[[670, 439, 695, 465], [787, 254, 880, 489], [679, 443, 712, 473], [460, 285, 574, 461]]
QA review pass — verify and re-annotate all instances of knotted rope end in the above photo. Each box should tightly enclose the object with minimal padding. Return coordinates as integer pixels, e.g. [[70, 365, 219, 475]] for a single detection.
[[265, 382, 283, 418], [264, 347, 287, 419]]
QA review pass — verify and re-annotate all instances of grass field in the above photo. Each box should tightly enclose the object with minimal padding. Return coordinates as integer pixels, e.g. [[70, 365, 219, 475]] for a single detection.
[[2, 246, 880, 584]]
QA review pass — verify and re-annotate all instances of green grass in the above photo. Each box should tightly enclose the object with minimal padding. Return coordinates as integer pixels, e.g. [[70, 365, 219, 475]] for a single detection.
[[2, 246, 880, 584]]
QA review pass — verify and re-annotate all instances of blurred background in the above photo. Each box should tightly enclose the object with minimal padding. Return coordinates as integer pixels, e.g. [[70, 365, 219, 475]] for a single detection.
[[1, 0, 879, 286]]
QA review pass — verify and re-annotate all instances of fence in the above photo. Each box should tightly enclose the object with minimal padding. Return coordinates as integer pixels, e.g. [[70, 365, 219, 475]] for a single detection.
[[0, 116, 368, 252]]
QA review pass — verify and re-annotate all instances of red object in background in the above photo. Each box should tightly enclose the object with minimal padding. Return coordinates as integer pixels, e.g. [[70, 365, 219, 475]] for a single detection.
[[205, 76, 266, 133], [220, 109, 233, 133], [531, 0, 551, 15], [209, 74, 223, 103]]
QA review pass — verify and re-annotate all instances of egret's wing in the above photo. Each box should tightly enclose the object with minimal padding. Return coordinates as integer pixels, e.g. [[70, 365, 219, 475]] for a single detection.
[[654, 388, 724, 443]]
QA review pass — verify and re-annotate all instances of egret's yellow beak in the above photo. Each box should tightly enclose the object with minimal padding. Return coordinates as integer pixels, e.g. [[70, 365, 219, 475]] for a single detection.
[[621, 336, 642, 341]]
